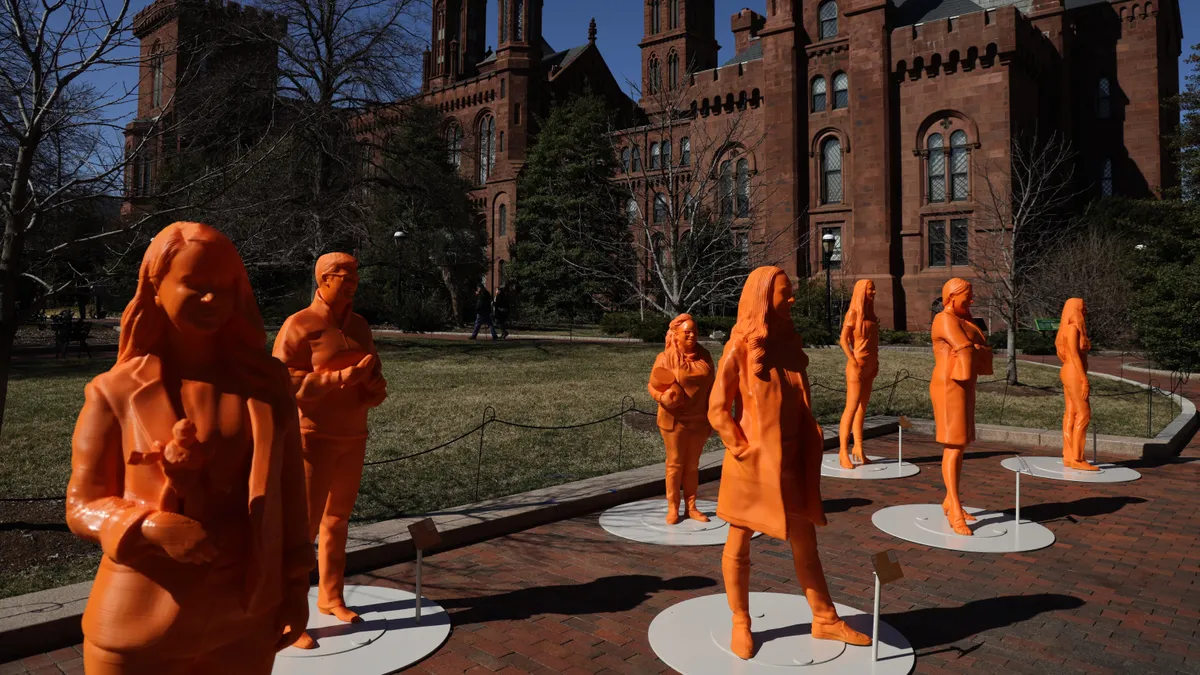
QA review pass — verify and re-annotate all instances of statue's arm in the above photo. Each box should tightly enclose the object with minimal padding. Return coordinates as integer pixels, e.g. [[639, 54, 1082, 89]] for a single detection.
[[708, 346, 749, 456], [272, 317, 342, 402]]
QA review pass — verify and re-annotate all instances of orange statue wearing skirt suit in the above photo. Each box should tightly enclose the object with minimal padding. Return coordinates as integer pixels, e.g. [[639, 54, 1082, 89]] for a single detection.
[[272, 252, 388, 649], [930, 278, 992, 536], [1056, 298, 1098, 470], [66, 222, 314, 674], [709, 267, 870, 660], [648, 314, 715, 524], [837, 280, 880, 469]]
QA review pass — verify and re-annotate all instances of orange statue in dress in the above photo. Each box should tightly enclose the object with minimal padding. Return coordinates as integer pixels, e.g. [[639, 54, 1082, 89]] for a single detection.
[[709, 267, 870, 660], [837, 280, 880, 469], [647, 314, 715, 524], [272, 252, 388, 649], [66, 222, 313, 674], [1056, 298, 1098, 471], [930, 278, 993, 536]]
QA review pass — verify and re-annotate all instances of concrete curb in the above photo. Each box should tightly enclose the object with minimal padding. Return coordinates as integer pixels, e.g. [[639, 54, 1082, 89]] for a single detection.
[[0, 417, 900, 662]]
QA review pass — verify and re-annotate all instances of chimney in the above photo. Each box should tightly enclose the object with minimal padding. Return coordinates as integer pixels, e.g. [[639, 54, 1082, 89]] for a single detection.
[[731, 8, 766, 55]]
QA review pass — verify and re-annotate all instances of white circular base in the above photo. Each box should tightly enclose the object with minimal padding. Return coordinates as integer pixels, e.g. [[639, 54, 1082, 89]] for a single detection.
[[599, 499, 758, 546], [820, 454, 920, 480], [649, 593, 915, 674], [274, 585, 450, 675], [1001, 456, 1141, 483], [872, 504, 1055, 552]]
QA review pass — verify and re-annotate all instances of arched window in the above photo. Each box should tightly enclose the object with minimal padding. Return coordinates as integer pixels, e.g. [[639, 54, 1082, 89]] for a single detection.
[[661, 139, 672, 167], [820, 137, 842, 204], [515, 0, 524, 40], [648, 56, 661, 94], [499, 0, 509, 43], [621, 147, 631, 172], [446, 121, 463, 169], [811, 77, 827, 112], [818, 1, 838, 40], [1097, 76, 1112, 119], [654, 193, 669, 222], [926, 133, 945, 203], [499, 260, 507, 286], [650, 0, 661, 34], [668, 52, 679, 90], [632, 146, 642, 171], [650, 142, 661, 169], [434, 2, 446, 72], [626, 197, 639, 223], [498, 131, 505, 153], [680, 137, 691, 166], [683, 193, 697, 220], [1100, 158, 1113, 197], [832, 72, 849, 109], [151, 41, 164, 108], [949, 130, 969, 201], [719, 160, 734, 217], [498, 203, 508, 237], [736, 158, 750, 218], [669, 0, 679, 29], [478, 115, 495, 183]]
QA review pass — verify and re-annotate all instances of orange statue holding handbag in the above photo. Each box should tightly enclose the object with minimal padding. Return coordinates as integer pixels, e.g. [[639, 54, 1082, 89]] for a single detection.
[[1056, 298, 1099, 470], [837, 280, 880, 469]]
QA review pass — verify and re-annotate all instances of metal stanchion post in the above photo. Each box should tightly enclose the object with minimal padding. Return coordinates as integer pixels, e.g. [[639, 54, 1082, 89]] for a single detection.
[[871, 572, 881, 664], [414, 548, 423, 625]]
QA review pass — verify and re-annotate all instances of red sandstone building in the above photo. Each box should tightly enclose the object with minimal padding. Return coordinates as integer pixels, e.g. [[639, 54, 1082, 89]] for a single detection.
[[129, 0, 1184, 329]]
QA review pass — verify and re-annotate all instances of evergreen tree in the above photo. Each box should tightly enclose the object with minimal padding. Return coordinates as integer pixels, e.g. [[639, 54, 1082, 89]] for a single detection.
[[510, 94, 633, 322]]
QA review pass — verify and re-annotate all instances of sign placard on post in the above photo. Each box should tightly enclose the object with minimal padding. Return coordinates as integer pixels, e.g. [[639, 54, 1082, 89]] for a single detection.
[[407, 518, 442, 624], [870, 550, 905, 663]]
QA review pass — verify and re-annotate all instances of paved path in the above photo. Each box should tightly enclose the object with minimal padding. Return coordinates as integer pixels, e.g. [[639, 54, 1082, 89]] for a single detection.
[[7, 431, 1199, 674]]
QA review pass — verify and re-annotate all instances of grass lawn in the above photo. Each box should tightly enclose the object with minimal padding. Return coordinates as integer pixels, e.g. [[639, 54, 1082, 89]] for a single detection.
[[0, 339, 1180, 599]]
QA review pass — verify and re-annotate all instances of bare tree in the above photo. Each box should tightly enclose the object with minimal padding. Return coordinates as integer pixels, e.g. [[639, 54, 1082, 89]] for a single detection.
[[973, 129, 1079, 384]]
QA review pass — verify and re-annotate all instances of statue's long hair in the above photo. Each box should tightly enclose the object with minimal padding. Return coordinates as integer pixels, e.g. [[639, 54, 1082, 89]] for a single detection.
[[847, 279, 877, 343], [1056, 298, 1091, 354], [663, 313, 711, 369], [118, 222, 265, 365], [941, 278, 973, 320], [729, 266, 800, 377]]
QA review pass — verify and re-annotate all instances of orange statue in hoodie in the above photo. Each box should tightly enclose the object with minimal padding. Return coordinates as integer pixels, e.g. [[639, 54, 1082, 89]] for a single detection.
[[66, 222, 313, 674], [648, 314, 715, 524], [930, 278, 992, 536], [709, 266, 871, 660], [1056, 298, 1098, 471], [272, 252, 388, 649], [837, 280, 880, 469]]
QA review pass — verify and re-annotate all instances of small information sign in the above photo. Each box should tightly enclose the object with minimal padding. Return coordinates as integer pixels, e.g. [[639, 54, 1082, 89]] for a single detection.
[[897, 415, 913, 430], [872, 550, 904, 585], [408, 518, 442, 551]]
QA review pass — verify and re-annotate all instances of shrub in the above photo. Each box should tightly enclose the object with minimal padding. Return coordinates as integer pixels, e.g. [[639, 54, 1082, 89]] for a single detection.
[[879, 329, 912, 345], [600, 312, 640, 336], [988, 330, 1056, 355], [629, 314, 670, 342]]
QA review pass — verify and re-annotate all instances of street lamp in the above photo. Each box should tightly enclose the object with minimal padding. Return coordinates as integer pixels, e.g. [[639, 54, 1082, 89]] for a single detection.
[[821, 232, 835, 338], [393, 230, 406, 329]]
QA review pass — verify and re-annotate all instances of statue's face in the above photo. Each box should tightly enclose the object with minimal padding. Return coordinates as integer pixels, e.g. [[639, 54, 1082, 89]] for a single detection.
[[678, 320, 698, 351], [949, 287, 974, 314], [155, 242, 238, 335], [320, 265, 359, 304], [865, 281, 876, 303], [769, 274, 794, 319]]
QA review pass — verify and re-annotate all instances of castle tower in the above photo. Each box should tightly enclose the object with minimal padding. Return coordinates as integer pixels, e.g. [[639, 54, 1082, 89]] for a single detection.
[[638, 0, 719, 107]]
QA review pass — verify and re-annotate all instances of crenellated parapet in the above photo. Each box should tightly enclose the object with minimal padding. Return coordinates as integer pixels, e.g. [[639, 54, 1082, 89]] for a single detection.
[[134, 0, 281, 38], [679, 58, 765, 118], [890, 6, 1022, 80], [424, 74, 500, 115]]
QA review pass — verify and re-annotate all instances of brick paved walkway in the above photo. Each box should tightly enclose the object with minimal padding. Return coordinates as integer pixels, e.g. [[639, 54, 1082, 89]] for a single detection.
[[9, 428, 1198, 675]]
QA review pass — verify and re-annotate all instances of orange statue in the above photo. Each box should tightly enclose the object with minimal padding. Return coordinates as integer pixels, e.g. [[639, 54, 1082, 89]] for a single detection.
[[272, 252, 388, 649], [66, 222, 313, 674], [647, 314, 715, 524], [1056, 298, 1098, 471], [837, 280, 880, 469], [709, 266, 870, 660], [930, 278, 993, 536]]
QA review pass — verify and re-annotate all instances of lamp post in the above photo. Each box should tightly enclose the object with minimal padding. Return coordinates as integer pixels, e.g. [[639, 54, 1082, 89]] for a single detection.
[[822, 232, 835, 338], [393, 230, 406, 329]]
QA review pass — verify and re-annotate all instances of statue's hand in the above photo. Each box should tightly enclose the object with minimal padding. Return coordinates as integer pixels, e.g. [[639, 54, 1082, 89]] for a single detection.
[[141, 511, 217, 564]]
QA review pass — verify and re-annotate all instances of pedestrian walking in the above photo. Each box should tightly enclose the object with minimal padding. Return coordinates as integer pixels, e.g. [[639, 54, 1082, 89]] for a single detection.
[[470, 283, 498, 340]]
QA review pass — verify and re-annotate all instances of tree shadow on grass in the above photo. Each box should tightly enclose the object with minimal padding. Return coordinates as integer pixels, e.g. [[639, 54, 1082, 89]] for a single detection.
[[435, 574, 716, 626], [886, 594, 1085, 651]]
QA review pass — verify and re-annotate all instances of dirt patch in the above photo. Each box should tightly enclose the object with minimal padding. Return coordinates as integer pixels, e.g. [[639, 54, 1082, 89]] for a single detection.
[[0, 499, 100, 599], [977, 381, 1060, 398]]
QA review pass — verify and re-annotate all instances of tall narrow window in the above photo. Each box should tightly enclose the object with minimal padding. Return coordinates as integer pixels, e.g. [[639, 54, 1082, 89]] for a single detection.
[[736, 158, 750, 218], [821, 137, 842, 204], [928, 220, 947, 267], [648, 56, 661, 94], [632, 146, 642, 171], [514, 104, 521, 125], [435, 2, 445, 71], [822, 226, 842, 270], [499, 260, 507, 286], [650, 142, 661, 169], [683, 194, 697, 220], [500, 78, 506, 98], [1100, 158, 1113, 197], [515, 0, 524, 40], [498, 131, 505, 153], [650, 0, 661, 34], [670, 0, 679, 28], [818, 1, 838, 40], [622, 147, 631, 172], [151, 42, 164, 108], [927, 133, 945, 203], [950, 218, 969, 265], [950, 130, 969, 201], [499, 0, 508, 43], [626, 197, 639, 223], [720, 160, 734, 217], [479, 115, 495, 183], [680, 137, 691, 166], [499, 204, 508, 237], [654, 193, 668, 223], [1097, 76, 1112, 120], [447, 122, 463, 169], [668, 52, 679, 90], [832, 72, 849, 109], [661, 139, 672, 168], [811, 77, 827, 112]]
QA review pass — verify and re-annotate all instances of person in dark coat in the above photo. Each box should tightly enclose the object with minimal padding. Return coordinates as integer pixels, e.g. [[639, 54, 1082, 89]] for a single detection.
[[492, 286, 511, 339], [470, 284, 498, 340]]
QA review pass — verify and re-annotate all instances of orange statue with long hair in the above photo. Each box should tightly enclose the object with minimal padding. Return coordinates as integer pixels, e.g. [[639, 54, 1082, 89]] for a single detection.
[[930, 278, 992, 536], [272, 253, 387, 649], [837, 280, 880, 469], [648, 314, 715, 524], [1056, 298, 1098, 471], [709, 267, 870, 660], [66, 222, 313, 674]]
